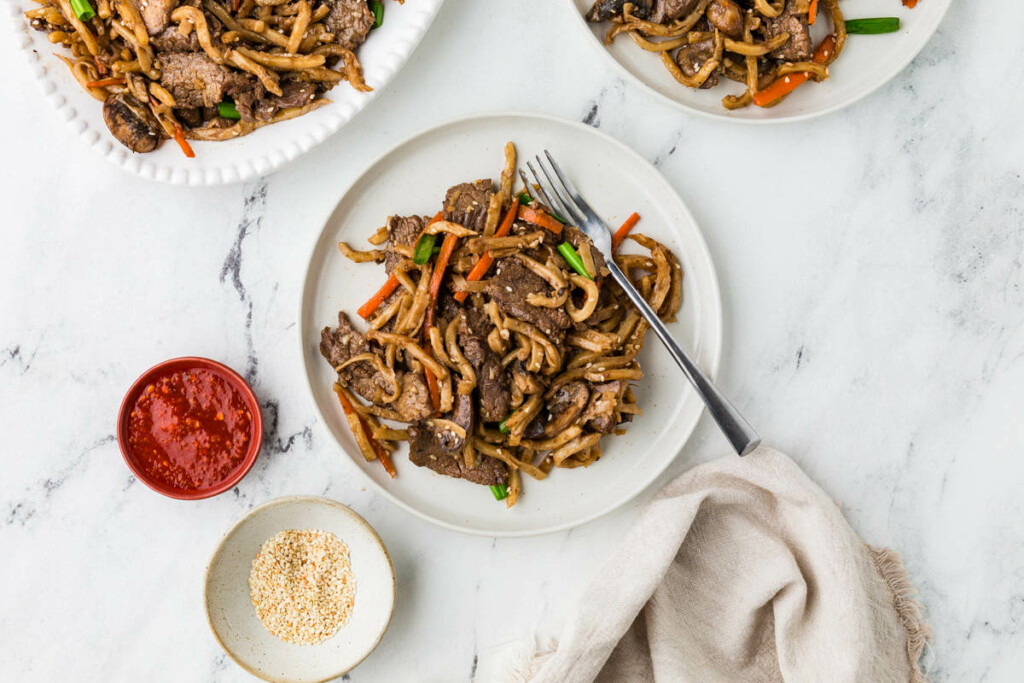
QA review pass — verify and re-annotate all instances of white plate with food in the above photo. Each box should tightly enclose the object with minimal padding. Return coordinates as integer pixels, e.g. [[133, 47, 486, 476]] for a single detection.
[[567, 0, 952, 122], [205, 496, 396, 682], [299, 111, 722, 537], [4, 0, 443, 184]]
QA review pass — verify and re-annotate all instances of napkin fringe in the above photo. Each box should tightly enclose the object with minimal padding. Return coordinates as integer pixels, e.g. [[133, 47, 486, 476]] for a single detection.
[[497, 637, 558, 682], [869, 546, 930, 683]]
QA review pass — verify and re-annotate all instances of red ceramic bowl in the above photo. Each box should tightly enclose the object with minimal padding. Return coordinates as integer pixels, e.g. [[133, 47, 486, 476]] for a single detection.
[[117, 357, 263, 500]]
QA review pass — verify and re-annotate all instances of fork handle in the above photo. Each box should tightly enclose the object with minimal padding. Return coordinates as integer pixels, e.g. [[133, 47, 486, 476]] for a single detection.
[[606, 261, 760, 456]]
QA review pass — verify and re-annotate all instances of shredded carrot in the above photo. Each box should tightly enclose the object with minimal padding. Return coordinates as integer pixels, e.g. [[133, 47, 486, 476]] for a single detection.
[[172, 125, 195, 158], [357, 212, 443, 319], [358, 275, 400, 319], [518, 206, 564, 235], [753, 35, 836, 107], [903, 0, 918, 7], [808, 0, 819, 24], [333, 385, 395, 478], [424, 369, 441, 415], [611, 212, 641, 251], [454, 198, 520, 303], [425, 232, 458, 322], [85, 77, 124, 88]]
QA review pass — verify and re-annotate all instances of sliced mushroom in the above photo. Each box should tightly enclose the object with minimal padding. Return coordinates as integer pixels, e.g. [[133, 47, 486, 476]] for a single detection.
[[706, 0, 743, 38], [102, 93, 162, 153], [543, 382, 591, 437]]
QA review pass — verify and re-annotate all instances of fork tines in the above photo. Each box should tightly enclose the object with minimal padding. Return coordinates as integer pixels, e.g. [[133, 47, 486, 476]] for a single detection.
[[527, 151, 611, 253]]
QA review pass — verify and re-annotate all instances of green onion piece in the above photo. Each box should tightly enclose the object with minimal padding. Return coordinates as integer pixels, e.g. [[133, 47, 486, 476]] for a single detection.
[[490, 483, 508, 501], [370, 0, 384, 28], [844, 17, 900, 34], [557, 242, 592, 280], [499, 419, 510, 435], [549, 210, 568, 225], [517, 191, 533, 206], [70, 0, 95, 20], [217, 101, 241, 120], [413, 233, 437, 264]]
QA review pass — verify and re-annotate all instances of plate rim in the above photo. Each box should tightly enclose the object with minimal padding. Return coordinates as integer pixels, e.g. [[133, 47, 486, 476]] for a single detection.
[[203, 494, 397, 683], [561, 0, 954, 125], [297, 110, 723, 537], [3, 0, 445, 185]]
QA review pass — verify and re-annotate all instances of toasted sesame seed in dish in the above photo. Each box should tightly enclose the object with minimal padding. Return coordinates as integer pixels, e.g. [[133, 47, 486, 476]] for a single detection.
[[205, 496, 395, 682], [249, 529, 357, 646]]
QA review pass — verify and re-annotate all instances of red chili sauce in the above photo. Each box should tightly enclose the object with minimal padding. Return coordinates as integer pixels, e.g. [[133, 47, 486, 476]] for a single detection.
[[127, 368, 253, 492]]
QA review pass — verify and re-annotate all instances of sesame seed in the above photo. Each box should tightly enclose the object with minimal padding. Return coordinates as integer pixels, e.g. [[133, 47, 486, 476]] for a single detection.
[[249, 530, 356, 645]]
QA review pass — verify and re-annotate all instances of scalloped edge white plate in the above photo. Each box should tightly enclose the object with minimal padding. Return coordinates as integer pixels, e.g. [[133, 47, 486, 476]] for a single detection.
[[3, 0, 444, 185], [298, 111, 723, 537], [565, 0, 952, 123]]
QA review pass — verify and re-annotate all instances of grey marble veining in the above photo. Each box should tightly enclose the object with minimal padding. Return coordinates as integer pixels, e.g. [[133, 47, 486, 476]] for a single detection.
[[2, 0, 1023, 681]]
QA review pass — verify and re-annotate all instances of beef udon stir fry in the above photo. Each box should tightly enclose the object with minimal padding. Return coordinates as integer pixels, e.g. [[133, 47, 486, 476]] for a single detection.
[[320, 143, 683, 506], [587, 0, 913, 110], [25, 0, 397, 155]]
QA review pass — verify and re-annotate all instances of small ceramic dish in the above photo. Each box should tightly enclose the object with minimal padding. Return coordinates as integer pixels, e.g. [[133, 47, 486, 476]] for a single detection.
[[117, 357, 263, 500], [205, 496, 396, 683]]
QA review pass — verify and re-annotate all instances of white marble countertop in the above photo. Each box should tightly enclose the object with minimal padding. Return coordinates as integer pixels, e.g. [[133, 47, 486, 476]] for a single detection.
[[2, 0, 1022, 680]]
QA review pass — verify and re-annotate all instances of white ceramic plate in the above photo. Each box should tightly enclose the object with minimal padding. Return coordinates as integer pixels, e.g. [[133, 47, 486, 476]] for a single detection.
[[566, 0, 952, 123], [3, 0, 444, 185], [299, 112, 722, 536], [205, 496, 396, 683]]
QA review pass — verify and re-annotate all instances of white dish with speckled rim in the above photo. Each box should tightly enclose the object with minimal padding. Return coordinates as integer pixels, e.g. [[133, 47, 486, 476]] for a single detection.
[[3, 0, 443, 185], [299, 111, 722, 537], [205, 496, 396, 683], [565, 0, 952, 123]]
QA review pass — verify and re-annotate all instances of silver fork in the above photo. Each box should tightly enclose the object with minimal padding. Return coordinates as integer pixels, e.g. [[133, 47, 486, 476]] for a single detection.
[[529, 151, 760, 456]]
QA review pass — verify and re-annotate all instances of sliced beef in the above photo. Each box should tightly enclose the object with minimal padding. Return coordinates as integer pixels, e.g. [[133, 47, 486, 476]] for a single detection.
[[324, 0, 375, 51], [319, 312, 393, 403], [586, 0, 655, 21], [234, 81, 318, 122], [581, 381, 627, 433], [150, 26, 199, 52], [706, 0, 743, 38], [675, 37, 719, 89], [765, 1, 812, 61], [408, 439, 508, 485], [131, 0, 177, 35], [458, 308, 511, 422], [544, 382, 590, 437], [408, 394, 507, 486], [443, 180, 492, 233], [159, 52, 256, 109], [486, 259, 571, 340], [102, 93, 161, 153], [564, 226, 607, 279], [392, 372, 433, 423], [384, 215, 424, 274]]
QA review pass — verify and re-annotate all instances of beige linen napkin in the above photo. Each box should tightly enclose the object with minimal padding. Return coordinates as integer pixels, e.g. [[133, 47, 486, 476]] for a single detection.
[[491, 447, 928, 683]]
